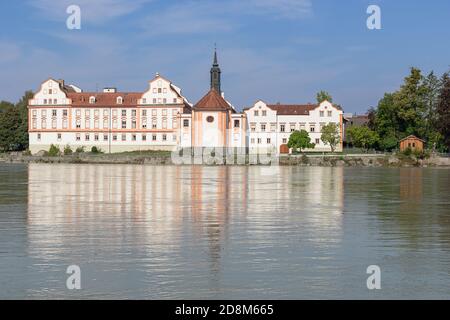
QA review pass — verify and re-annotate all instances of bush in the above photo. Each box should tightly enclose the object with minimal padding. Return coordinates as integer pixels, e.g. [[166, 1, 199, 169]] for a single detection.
[[91, 146, 103, 154], [47, 144, 61, 157], [64, 145, 73, 155], [402, 147, 412, 156], [75, 146, 85, 153]]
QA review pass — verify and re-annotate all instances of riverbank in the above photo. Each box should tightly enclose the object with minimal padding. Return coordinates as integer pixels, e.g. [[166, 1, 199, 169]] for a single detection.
[[1, 151, 449, 167]]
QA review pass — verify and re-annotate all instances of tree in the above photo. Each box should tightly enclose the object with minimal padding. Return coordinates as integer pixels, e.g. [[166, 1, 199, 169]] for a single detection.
[[347, 126, 379, 151], [287, 130, 315, 153], [436, 73, 450, 151], [321, 123, 340, 152], [0, 91, 33, 152], [316, 91, 333, 103]]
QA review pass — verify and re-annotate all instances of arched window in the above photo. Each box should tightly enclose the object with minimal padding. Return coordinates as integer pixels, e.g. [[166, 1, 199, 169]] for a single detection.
[[117, 96, 123, 104], [89, 96, 96, 104]]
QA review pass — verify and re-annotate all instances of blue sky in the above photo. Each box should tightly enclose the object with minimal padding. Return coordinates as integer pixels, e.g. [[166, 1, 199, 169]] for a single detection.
[[0, 0, 449, 113]]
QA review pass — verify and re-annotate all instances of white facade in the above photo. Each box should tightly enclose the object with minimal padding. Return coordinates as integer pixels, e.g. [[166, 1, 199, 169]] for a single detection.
[[245, 100, 343, 154], [28, 78, 343, 155]]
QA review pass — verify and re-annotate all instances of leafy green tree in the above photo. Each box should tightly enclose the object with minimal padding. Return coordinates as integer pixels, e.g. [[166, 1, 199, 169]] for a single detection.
[[47, 144, 61, 157], [436, 73, 450, 151], [0, 91, 33, 152], [64, 145, 73, 155], [347, 126, 379, 151], [316, 91, 333, 103], [287, 130, 315, 153], [321, 123, 340, 153]]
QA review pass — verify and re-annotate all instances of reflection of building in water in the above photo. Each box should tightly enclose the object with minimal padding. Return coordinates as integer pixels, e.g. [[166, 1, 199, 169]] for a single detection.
[[27, 164, 249, 275], [400, 168, 423, 201], [399, 168, 423, 215]]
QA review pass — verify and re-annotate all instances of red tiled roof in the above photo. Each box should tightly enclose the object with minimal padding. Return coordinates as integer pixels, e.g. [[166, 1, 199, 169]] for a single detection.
[[267, 104, 318, 115], [67, 92, 142, 106], [193, 89, 233, 111]]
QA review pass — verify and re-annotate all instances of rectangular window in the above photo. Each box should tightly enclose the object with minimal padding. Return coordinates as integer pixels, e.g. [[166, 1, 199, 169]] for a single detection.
[[142, 134, 147, 141], [103, 109, 108, 116], [327, 111, 332, 117], [57, 133, 62, 140], [52, 119, 57, 129], [63, 119, 68, 129], [270, 123, 276, 132], [52, 110, 57, 117], [183, 119, 189, 127], [316, 138, 320, 144], [290, 124, 296, 132], [310, 126, 315, 132], [254, 111, 259, 116], [152, 134, 157, 141], [250, 123, 256, 132], [162, 109, 167, 116], [162, 134, 167, 141], [261, 124, 266, 132], [152, 118, 157, 129], [262, 110, 267, 116], [32, 119, 37, 129], [251, 138, 255, 144], [76, 120, 81, 128], [173, 134, 177, 142], [257, 138, 261, 144], [142, 110, 147, 116], [104, 135, 108, 141], [234, 120, 240, 128], [94, 109, 99, 117], [162, 118, 167, 129], [42, 119, 46, 129], [113, 135, 117, 141], [267, 138, 271, 144], [280, 124, 285, 132], [63, 109, 68, 117], [122, 120, 126, 129], [282, 138, 287, 144], [132, 134, 137, 141], [37, 133, 41, 140], [152, 109, 157, 116], [85, 134, 90, 141], [94, 120, 99, 129], [103, 119, 108, 129], [132, 121, 136, 129], [320, 111, 324, 117], [121, 134, 126, 141], [132, 109, 136, 117], [85, 119, 90, 129], [76, 134, 80, 141], [94, 134, 99, 141], [173, 118, 177, 129], [122, 110, 126, 116]]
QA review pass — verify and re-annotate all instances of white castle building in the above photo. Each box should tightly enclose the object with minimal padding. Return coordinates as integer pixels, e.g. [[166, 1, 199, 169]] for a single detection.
[[28, 50, 343, 154]]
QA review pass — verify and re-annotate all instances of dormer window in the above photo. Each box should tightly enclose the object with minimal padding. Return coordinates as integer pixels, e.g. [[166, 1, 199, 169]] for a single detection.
[[117, 96, 123, 104], [89, 96, 96, 104]]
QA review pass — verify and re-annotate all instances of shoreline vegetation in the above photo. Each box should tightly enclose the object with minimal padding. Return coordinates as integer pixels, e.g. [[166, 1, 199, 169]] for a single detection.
[[1, 150, 449, 167]]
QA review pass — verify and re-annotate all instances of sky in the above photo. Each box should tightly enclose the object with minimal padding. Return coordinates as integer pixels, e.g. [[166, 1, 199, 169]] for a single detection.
[[0, 0, 449, 113]]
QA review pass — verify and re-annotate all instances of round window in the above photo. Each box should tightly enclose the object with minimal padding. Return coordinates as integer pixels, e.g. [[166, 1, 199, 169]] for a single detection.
[[207, 116, 214, 123]]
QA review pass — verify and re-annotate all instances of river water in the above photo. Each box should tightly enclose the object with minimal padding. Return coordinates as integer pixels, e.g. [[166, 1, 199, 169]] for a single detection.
[[0, 163, 449, 299]]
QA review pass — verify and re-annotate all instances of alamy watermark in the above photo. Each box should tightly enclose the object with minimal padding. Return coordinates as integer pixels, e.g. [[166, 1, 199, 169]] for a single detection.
[[66, 265, 81, 290], [366, 265, 381, 290], [66, 5, 81, 30], [367, 5, 381, 30]]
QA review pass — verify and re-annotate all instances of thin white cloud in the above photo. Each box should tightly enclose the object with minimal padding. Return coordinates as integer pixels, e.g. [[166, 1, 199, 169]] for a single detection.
[[28, 0, 153, 24], [140, 0, 313, 36]]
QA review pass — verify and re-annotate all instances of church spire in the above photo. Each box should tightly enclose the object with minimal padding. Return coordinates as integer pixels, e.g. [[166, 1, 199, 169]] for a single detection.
[[210, 46, 221, 93]]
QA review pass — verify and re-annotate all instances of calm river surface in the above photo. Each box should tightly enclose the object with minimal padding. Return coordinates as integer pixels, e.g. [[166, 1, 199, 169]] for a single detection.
[[0, 163, 449, 299]]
